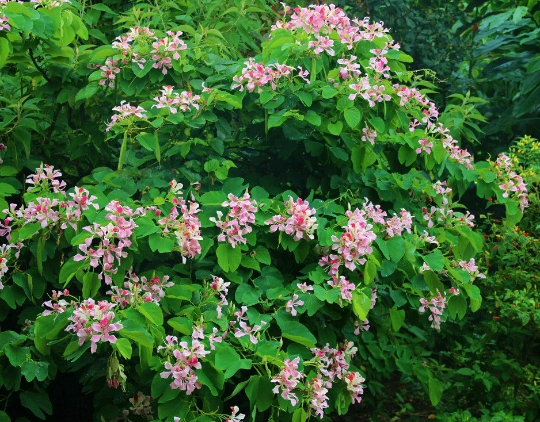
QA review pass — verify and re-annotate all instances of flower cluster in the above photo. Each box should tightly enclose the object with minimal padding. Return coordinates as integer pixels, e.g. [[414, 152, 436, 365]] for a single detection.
[[210, 275, 230, 319], [151, 31, 187, 74], [105, 101, 148, 132], [327, 275, 355, 304], [152, 85, 201, 114], [265, 197, 318, 241], [272, 4, 388, 50], [458, 258, 486, 281], [65, 298, 123, 353], [231, 58, 309, 93], [232, 306, 266, 345], [320, 207, 377, 275], [108, 269, 173, 308], [26, 163, 66, 194], [385, 209, 413, 237], [423, 182, 475, 228], [158, 335, 210, 394], [492, 153, 528, 211], [419, 293, 446, 329], [157, 181, 202, 262], [74, 201, 138, 285], [42, 289, 70, 316], [309, 341, 363, 418], [128, 392, 154, 420], [98, 58, 121, 88], [349, 76, 391, 106], [0, 0, 14, 32], [210, 193, 257, 248], [271, 357, 304, 406]]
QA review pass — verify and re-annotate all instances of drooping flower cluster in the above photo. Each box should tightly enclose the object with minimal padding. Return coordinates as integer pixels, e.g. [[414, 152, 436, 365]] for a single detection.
[[152, 85, 201, 114], [74, 201, 138, 285], [65, 298, 123, 353], [107, 269, 173, 308], [105, 101, 148, 132], [99, 58, 121, 88], [309, 341, 364, 418], [265, 197, 318, 241], [419, 293, 446, 329], [492, 153, 528, 211], [271, 357, 304, 406], [157, 181, 202, 262], [128, 392, 154, 420], [231, 58, 309, 93], [158, 335, 210, 394], [210, 193, 257, 248]]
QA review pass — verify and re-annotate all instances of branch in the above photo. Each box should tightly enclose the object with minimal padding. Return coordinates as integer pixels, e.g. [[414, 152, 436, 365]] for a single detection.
[[28, 48, 52, 83]]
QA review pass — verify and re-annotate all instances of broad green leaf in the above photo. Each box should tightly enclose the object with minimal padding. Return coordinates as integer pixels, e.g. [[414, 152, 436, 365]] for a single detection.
[[389, 305, 405, 331], [275, 312, 316, 348], [216, 243, 242, 272], [428, 377, 443, 406], [344, 107, 362, 128], [138, 302, 164, 326], [115, 338, 132, 359], [120, 320, 153, 348], [82, 272, 100, 299]]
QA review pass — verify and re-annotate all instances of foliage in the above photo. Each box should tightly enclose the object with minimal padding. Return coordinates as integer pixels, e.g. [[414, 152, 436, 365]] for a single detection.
[[0, 1, 531, 421]]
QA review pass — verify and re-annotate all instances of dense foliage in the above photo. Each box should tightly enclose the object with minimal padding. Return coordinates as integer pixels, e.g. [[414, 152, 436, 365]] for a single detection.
[[0, 1, 537, 421]]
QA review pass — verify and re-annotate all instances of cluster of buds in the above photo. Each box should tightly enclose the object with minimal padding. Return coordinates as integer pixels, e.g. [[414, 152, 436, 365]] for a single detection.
[[265, 197, 318, 241]]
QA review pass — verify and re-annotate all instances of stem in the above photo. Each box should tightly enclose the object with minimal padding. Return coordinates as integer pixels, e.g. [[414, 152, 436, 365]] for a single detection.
[[264, 109, 268, 138], [117, 130, 129, 172], [28, 48, 52, 83], [310, 57, 317, 83]]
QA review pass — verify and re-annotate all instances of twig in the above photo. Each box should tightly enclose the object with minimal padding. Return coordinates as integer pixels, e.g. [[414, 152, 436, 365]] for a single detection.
[[28, 48, 52, 83]]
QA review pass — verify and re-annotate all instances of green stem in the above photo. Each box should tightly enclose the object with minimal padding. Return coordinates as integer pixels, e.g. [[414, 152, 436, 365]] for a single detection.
[[310, 57, 317, 83], [117, 130, 129, 172]]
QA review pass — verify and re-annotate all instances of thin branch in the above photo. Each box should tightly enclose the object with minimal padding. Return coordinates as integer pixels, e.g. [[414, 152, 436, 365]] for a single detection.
[[28, 48, 52, 83]]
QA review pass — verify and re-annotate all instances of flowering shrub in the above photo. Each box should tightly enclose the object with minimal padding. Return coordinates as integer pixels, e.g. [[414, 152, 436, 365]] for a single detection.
[[0, 1, 529, 421]]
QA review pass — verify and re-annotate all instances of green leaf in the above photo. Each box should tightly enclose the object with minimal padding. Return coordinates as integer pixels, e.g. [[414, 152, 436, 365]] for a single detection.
[[254, 246, 271, 265], [149, 233, 176, 253], [327, 121, 343, 136], [369, 116, 385, 133], [168, 317, 192, 335], [75, 85, 99, 102], [82, 272, 100, 299], [387, 237, 405, 262], [275, 312, 316, 348], [268, 110, 288, 129], [295, 91, 312, 107], [134, 217, 159, 238], [59, 257, 86, 286], [18, 222, 40, 239], [321, 87, 337, 99], [138, 302, 164, 326], [305, 110, 321, 126], [351, 145, 378, 173], [389, 305, 405, 331], [352, 290, 371, 320], [115, 338, 132, 359], [120, 320, 153, 348], [428, 377, 443, 406], [216, 243, 242, 273], [423, 250, 445, 271], [364, 259, 378, 284], [20, 388, 52, 420], [5, 344, 30, 367], [344, 107, 362, 128], [245, 375, 274, 412], [241, 255, 260, 271]]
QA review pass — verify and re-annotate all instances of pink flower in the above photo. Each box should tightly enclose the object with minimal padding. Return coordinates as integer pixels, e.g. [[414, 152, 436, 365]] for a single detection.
[[286, 293, 304, 316], [265, 197, 317, 241], [416, 138, 434, 154], [271, 357, 304, 406], [210, 193, 257, 248]]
